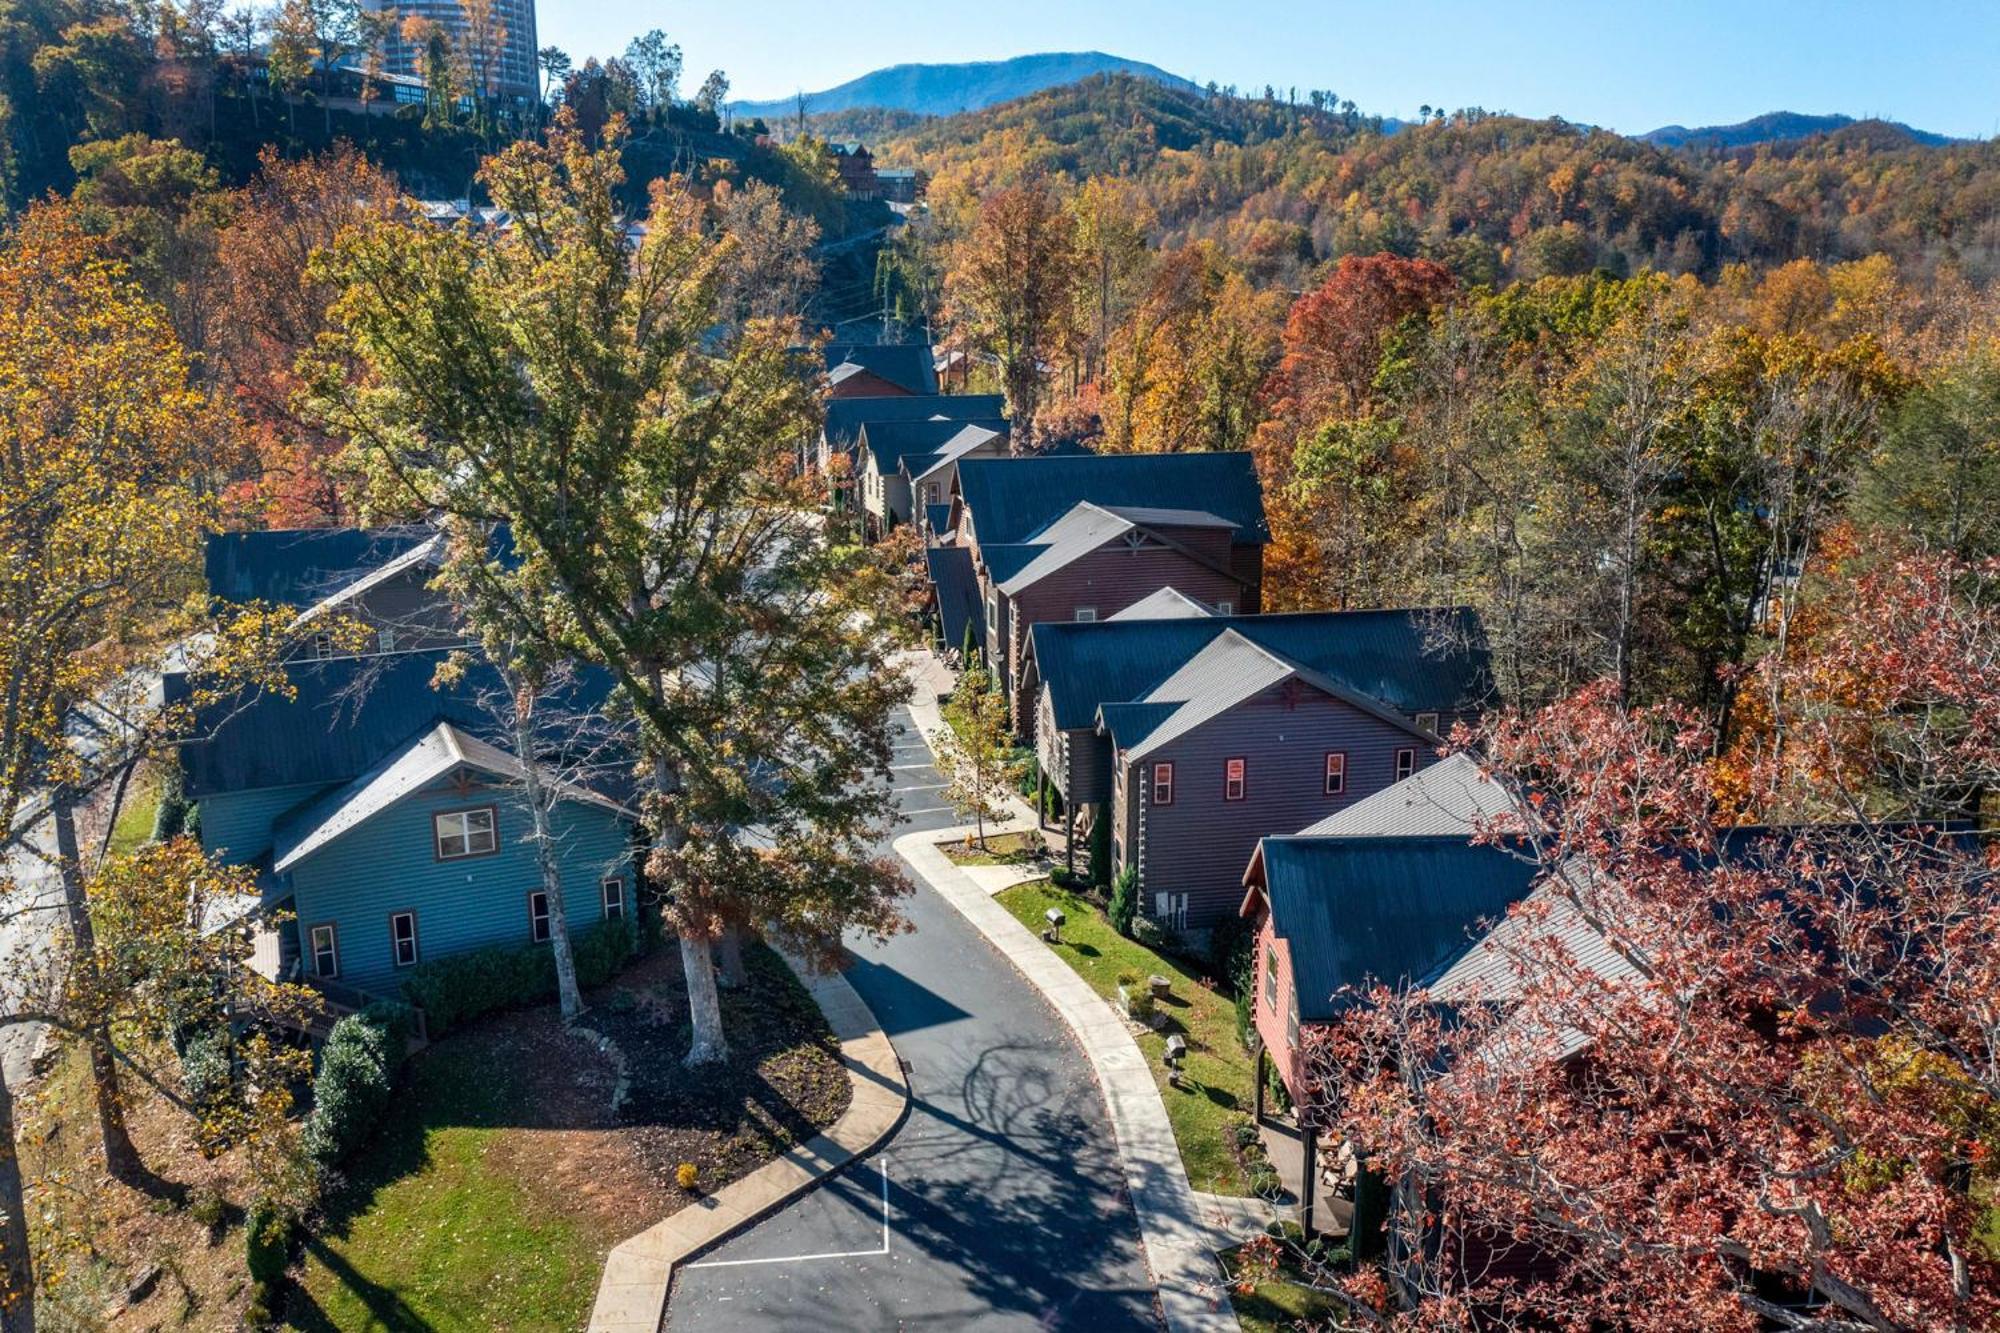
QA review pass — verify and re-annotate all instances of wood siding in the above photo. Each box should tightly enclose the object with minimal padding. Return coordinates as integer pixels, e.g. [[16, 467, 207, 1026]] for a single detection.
[[202, 782, 329, 866], [828, 369, 913, 399], [1250, 912, 1307, 1097], [1117, 683, 1436, 929], [288, 775, 632, 993]]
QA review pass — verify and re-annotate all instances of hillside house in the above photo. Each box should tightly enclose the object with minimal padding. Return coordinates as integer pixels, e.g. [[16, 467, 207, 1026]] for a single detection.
[[945, 452, 1270, 721], [823, 341, 939, 400], [207, 526, 473, 660], [828, 142, 878, 198], [856, 419, 1009, 537], [170, 644, 637, 999], [818, 392, 1006, 482], [1023, 608, 1493, 929]]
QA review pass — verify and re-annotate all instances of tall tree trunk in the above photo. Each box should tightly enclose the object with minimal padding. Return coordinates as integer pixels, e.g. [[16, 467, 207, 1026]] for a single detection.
[[49, 794, 139, 1181], [513, 705, 583, 1023], [649, 751, 727, 1065], [0, 1053, 33, 1333]]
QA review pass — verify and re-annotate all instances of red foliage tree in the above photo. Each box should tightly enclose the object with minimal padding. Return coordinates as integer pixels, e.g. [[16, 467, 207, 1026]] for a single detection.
[[1286, 554, 2000, 1331]]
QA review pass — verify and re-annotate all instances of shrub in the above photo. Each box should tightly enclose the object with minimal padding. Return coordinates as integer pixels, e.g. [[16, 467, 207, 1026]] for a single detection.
[[401, 916, 639, 1035], [675, 1162, 699, 1190], [244, 1202, 292, 1289], [1087, 814, 1111, 887], [180, 1027, 233, 1115], [1264, 1057, 1294, 1115], [182, 801, 201, 842], [1208, 913, 1256, 990], [302, 1012, 398, 1171], [151, 760, 190, 841], [1108, 866, 1138, 937], [1131, 912, 1175, 954]]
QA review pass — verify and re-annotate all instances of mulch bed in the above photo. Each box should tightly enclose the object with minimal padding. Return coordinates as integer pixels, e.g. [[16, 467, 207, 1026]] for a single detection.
[[581, 941, 852, 1197]]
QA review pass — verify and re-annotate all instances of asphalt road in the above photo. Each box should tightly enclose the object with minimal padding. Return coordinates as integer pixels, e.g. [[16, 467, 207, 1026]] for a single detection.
[[666, 705, 1160, 1332]]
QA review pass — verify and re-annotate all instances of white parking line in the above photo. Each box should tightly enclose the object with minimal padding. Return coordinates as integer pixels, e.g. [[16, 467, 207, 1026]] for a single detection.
[[894, 783, 945, 794], [890, 763, 933, 771], [684, 1163, 891, 1269], [899, 805, 954, 817]]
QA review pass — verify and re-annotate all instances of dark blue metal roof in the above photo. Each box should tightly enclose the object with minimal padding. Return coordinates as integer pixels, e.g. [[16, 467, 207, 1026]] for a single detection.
[[924, 503, 952, 535], [204, 527, 437, 607], [165, 649, 626, 801], [1256, 835, 1538, 1022], [925, 545, 981, 652], [955, 452, 1269, 546], [823, 394, 1006, 448], [1029, 607, 1494, 732], [824, 343, 938, 396], [858, 418, 1009, 474]]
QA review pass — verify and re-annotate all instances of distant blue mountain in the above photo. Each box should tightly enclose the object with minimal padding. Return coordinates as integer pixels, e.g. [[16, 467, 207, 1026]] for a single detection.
[[727, 51, 1198, 122], [1641, 111, 1954, 151]]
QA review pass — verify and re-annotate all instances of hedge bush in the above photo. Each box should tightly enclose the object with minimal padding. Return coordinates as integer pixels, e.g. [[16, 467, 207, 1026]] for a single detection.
[[401, 916, 638, 1035], [302, 1011, 399, 1171], [1108, 866, 1139, 937], [1087, 815, 1111, 888]]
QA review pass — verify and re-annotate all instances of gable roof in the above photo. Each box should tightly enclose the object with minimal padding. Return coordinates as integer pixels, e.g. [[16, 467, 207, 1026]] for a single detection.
[[165, 649, 624, 801], [861, 418, 1008, 475], [1249, 835, 1539, 1022], [1299, 752, 1515, 838], [953, 452, 1269, 547], [905, 424, 1009, 483], [824, 343, 937, 396], [205, 527, 439, 608], [1109, 587, 1220, 621], [925, 544, 981, 652], [272, 721, 630, 873], [823, 393, 1004, 446], [1029, 607, 1494, 734], [292, 532, 447, 626], [923, 503, 954, 538], [1098, 629, 1434, 761], [990, 501, 1245, 597]]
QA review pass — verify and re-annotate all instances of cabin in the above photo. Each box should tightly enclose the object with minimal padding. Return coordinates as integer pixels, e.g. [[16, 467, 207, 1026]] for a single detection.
[[169, 648, 636, 999], [823, 341, 938, 400], [856, 419, 1009, 538], [206, 525, 471, 659], [817, 392, 1007, 481], [945, 452, 1270, 722], [1022, 607, 1494, 928], [828, 143, 879, 199]]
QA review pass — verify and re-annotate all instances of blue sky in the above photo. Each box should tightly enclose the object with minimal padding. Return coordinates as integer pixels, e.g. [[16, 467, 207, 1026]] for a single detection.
[[536, 0, 1999, 138]]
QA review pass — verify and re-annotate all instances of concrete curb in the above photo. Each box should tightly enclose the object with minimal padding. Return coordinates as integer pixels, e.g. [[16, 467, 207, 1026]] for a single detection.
[[585, 951, 910, 1333], [894, 827, 1239, 1333]]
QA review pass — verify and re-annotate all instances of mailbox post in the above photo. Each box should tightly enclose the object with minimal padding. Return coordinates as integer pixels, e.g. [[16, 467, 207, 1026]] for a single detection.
[[1042, 905, 1066, 943]]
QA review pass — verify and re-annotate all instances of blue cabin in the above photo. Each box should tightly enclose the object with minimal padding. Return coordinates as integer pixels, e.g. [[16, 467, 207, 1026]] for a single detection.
[[177, 532, 637, 1001]]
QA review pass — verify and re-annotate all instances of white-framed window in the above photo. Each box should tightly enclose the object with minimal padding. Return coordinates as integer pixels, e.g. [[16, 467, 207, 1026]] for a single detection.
[[377, 627, 398, 653], [1263, 938, 1279, 1011], [1075, 607, 1097, 623], [1214, 600, 1233, 616], [312, 632, 335, 660], [1324, 751, 1346, 795], [1286, 990, 1300, 1048], [923, 482, 939, 505], [434, 807, 497, 860], [528, 890, 551, 943], [1415, 711, 1439, 734], [986, 591, 998, 632], [1224, 757, 1247, 802], [1151, 761, 1174, 806], [389, 911, 419, 968], [1395, 747, 1416, 782], [601, 877, 626, 921], [309, 923, 339, 978]]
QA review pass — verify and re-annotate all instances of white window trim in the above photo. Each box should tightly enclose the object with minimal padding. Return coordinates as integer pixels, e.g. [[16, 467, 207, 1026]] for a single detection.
[[528, 890, 552, 943], [1074, 607, 1097, 623], [312, 632, 335, 661], [309, 923, 339, 978], [389, 911, 419, 968], [434, 807, 498, 860], [1415, 711, 1440, 733], [1395, 747, 1416, 781], [601, 877, 626, 921], [1214, 600, 1233, 616]]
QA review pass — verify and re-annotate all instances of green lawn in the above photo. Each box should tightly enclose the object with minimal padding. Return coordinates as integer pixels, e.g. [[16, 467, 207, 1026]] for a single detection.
[[107, 775, 160, 858], [1218, 1238, 1341, 1333], [995, 879, 1255, 1195], [290, 1039, 611, 1332]]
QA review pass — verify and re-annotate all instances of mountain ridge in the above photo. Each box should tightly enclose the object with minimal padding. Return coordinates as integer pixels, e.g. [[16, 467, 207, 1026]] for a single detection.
[[726, 51, 1197, 122], [1640, 110, 1955, 150]]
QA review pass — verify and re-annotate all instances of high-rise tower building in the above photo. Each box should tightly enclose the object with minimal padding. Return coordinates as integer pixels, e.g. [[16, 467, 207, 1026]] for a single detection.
[[369, 0, 539, 103]]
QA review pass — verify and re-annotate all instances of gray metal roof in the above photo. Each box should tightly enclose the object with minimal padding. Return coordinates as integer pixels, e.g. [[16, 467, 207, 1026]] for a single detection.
[[1108, 587, 1220, 621], [1027, 607, 1495, 734], [1097, 505, 1235, 529], [823, 394, 1006, 449], [994, 502, 1140, 594], [1297, 752, 1517, 837], [292, 531, 446, 626], [272, 721, 629, 873], [1249, 835, 1539, 1022], [905, 425, 1007, 483], [955, 452, 1269, 547], [861, 418, 1009, 474], [823, 343, 938, 396]]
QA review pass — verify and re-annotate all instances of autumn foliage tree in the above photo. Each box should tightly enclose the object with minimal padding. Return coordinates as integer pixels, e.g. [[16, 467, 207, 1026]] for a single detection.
[[1286, 554, 2000, 1332], [944, 178, 1081, 439]]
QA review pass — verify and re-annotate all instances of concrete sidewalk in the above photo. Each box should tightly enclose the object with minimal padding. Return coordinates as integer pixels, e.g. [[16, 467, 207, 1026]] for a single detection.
[[893, 826, 1238, 1333], [586, 951, 909, 1333]]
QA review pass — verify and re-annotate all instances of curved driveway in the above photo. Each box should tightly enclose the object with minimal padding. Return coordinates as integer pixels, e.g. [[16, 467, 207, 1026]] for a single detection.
[[666, 706, 1159, 1331]]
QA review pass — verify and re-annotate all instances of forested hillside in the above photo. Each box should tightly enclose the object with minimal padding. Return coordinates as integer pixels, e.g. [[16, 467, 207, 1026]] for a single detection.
[[874, 75, 2000, 286]]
